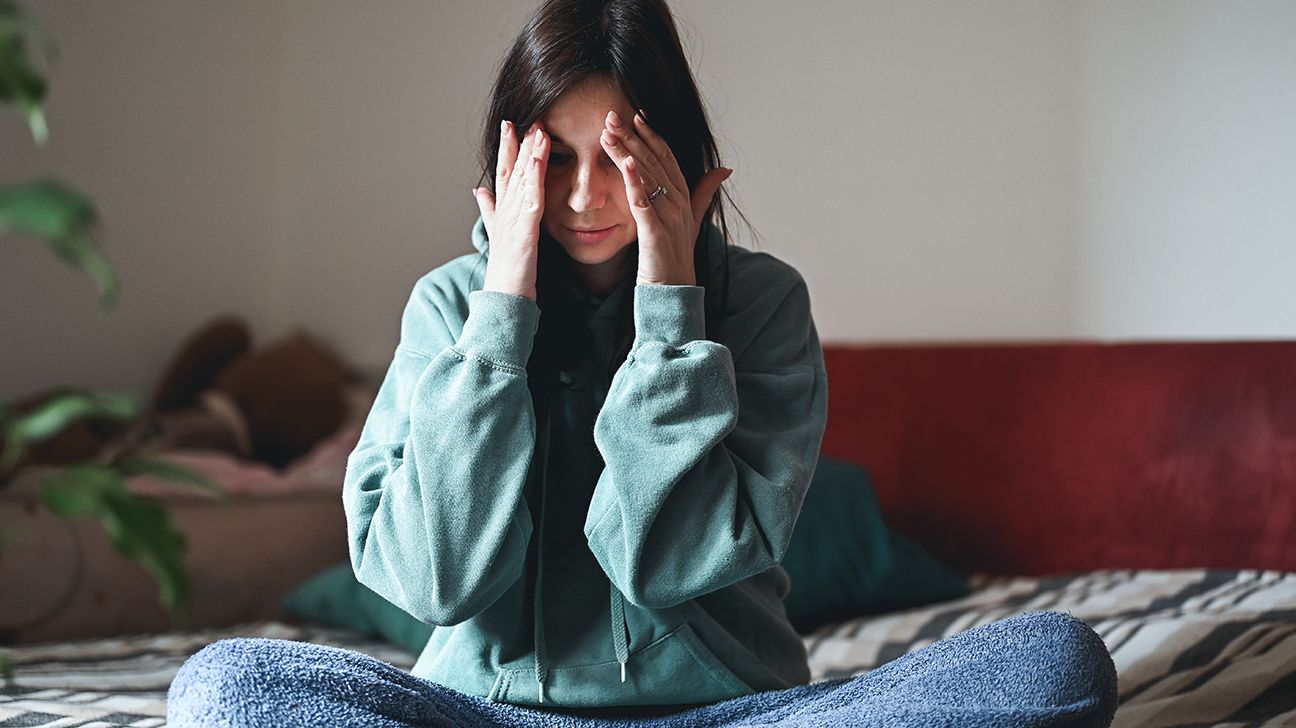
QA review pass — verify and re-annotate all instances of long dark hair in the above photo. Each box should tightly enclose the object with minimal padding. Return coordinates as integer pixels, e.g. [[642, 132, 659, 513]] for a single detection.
[[473, 0, 753, 426]]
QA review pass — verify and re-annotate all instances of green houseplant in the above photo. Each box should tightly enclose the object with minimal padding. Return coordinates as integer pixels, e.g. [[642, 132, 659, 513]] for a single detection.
[[0, 0, 224, 682]]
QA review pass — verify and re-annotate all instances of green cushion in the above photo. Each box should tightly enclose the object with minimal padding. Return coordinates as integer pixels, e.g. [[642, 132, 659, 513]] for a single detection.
[[283, 456, 968, 649], [281, 562, 433, 654], [780, 456, 970, 633]]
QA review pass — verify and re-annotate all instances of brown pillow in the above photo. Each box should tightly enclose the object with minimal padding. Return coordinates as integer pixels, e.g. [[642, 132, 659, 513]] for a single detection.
[[212, 330, 354, 469]]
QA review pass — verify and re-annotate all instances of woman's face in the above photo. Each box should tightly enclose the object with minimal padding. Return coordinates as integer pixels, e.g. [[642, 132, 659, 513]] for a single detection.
[[538, 75, 641, 285]]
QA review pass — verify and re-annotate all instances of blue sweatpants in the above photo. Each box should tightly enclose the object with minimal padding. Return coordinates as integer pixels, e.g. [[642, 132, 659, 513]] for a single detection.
[[167, 610, 1118, 727]]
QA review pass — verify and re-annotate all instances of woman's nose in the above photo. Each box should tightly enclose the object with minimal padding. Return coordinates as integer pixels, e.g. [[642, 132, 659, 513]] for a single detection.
[[567, 163, 611, 213]]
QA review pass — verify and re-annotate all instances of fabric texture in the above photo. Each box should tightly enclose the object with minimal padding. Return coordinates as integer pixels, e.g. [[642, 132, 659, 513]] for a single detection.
[[817, 343, 1296, 575], [803, 568, 1296, 727], [15, 570, 1291, 726], [281, 562, 435, 653], [341, 216, 829, 709], [284, 455, 968, 647], [781, 457, 970, 633], [166, 609, 1118, 727]]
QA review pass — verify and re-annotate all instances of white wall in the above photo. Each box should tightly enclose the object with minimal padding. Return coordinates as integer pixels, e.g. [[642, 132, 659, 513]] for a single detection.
[[2, 1, 1293, 404], [2, 2, 286, 400], [680, 0, 1078, 341], [1072, 0, 1296, 339], [266, 3, 535, 364]]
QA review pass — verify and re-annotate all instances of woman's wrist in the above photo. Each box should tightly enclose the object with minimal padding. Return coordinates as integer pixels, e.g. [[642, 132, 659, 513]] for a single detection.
[[482, 264, 537, 301], [481, 281, 537, 302]]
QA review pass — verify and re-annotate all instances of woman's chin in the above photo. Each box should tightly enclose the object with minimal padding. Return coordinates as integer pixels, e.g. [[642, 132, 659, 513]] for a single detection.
[[557, 235, 635, 268]]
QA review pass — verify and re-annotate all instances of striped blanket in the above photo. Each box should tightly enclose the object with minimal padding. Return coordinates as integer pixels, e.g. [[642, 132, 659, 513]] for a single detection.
[[2, 569, 1293, 727]]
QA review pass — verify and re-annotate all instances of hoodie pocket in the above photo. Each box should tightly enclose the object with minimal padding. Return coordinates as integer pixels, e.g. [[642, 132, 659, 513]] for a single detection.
[[489, 621, 754, 708]]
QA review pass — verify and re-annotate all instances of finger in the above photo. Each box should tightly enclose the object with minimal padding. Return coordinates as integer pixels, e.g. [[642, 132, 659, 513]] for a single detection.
[[601, 128, 662, 202], [631, 110, 688, 193], [605, 111, 676, 199], [496, 120, 518, 201], [498, 125, 538, 221], [472, 186, 497, 240], [505, 125, 538, 206], [689, 167, 733, 226], [520, 126, 548, 219], [615, 154, 663, 236]]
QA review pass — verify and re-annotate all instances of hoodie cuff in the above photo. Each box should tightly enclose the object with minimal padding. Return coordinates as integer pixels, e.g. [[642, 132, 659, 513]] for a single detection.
[[633, 284, 705, 349], [455, 290, 540, 371]]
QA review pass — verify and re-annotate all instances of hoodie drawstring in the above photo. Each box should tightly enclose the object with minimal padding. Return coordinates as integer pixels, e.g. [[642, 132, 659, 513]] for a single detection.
[[610, 583, 631, 681], [533, 402, 552, 703]]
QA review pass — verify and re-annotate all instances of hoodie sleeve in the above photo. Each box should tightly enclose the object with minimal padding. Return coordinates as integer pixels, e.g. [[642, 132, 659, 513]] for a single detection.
[[343, 279, 540, 626], [583, 266, 829, 609]]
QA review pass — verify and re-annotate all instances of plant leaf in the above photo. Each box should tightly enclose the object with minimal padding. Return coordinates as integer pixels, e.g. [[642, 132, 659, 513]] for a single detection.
[[6, 388, 138, 444], [0, 179, 92, 238], [38, 464, 192, 616], [115, 455, 227, 499], [1, 429, 25, 475], [98, 490, 189, 613], [1, 390, 137, 473], [50, 228, 120, 310], [0, 0, 57, 145], [39, 463, 123, 517], [0, 179, 119, 309], [0, 647, 12, 684]]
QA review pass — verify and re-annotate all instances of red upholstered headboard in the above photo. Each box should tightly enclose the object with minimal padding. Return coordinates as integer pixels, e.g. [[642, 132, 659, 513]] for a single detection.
[[819, 342, 1296, 576]]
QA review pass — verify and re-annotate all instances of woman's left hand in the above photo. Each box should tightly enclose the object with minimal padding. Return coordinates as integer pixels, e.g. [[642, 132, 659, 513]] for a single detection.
[[601, 110, 733, 287]]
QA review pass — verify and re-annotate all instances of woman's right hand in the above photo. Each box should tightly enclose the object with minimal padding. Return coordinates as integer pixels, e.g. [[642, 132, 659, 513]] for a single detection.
[[472, 120, 549, 302]]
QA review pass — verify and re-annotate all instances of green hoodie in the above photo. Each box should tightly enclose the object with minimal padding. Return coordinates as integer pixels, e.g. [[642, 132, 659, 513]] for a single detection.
[[343, 216, 829, 712]]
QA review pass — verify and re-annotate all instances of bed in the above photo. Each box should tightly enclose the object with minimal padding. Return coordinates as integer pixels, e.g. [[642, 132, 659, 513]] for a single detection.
[[3, 341, 1294, 726], [3, 568, 1294, 726]]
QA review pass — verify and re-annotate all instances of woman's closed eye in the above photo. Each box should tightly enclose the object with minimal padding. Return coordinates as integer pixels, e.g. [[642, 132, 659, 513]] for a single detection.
[[547, 149, 618, 167]]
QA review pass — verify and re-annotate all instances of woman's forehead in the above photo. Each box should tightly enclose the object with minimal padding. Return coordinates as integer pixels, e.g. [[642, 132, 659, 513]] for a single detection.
[[542, 76, 635, 144]]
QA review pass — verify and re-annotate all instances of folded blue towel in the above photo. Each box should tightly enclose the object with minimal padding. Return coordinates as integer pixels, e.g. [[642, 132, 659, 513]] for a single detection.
[[167, 610, 1117, 727]]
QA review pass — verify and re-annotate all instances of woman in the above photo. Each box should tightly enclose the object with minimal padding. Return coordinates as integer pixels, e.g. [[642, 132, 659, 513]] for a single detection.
[[168, 1, 1118, 725]]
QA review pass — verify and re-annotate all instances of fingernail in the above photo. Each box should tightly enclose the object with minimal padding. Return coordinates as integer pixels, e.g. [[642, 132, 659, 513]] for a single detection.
[[636, 109, 647, 124], [471, 187, 478, 198], [607, 110, 622, 128], [500, 120, 508, 135]]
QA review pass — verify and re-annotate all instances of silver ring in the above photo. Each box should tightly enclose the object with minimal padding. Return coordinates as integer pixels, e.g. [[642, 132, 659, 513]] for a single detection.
[[647, 184, 666, 202]]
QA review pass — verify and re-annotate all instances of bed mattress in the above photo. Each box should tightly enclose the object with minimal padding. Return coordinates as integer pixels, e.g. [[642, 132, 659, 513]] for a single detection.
[[2, 569, 1292, 727]]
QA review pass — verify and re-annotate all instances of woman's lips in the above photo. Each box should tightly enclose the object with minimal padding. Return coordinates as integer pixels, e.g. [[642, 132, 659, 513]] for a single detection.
[[567, 225, 616, 244]]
